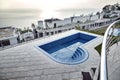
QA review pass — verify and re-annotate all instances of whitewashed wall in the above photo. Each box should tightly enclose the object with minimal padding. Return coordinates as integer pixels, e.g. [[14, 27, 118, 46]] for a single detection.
[[9, 37, 18, 45], [91, 15, 99, 21], [38, 21, 44, 28]]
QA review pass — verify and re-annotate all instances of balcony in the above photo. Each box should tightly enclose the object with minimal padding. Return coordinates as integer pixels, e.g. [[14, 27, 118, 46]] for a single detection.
[[100, 20, 120, 80]]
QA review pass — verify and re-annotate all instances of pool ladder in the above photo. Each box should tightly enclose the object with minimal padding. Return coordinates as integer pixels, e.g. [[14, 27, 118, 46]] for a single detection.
[[71, 47, 83, 60]]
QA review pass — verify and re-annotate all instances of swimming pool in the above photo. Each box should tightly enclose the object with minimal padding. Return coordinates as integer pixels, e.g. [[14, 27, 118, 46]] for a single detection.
[[38, 32, 96, 65]]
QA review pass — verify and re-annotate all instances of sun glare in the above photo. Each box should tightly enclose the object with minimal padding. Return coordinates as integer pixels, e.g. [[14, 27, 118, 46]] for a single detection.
[[40, 10, 60, 19]]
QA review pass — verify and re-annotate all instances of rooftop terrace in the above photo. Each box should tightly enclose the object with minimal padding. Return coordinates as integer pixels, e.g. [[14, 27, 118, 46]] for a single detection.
[[0, 30, 102, 80]]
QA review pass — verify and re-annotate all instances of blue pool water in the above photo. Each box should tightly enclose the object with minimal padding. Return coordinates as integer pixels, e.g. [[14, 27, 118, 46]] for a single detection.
[[38, 33, 96, 65]]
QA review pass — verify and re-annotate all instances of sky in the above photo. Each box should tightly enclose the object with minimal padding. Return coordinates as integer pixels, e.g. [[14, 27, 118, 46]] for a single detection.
[[0, 0, 120, 11], [0, 0, 120, 28]]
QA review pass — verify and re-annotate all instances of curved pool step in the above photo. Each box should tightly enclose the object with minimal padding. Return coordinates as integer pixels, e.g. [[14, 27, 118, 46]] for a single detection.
[[76, 48, 83, 56], [72, 53, 77, 59], [71, 47, 84, 60], [75, 50, 80, 57], [78, 47, 85, 54], [52, 47, 88, 64]]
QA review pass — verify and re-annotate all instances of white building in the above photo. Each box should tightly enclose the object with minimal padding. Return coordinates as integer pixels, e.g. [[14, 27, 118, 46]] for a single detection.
[[73, 14, 99, 23], [34, 12, 120, 38], [37, 14, 100, 29], [20, 31, 34, 42], [0, 27, 18, 48]]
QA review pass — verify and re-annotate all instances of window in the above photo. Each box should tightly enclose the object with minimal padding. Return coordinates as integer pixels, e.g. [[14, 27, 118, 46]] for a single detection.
[[54, 23, 57, 28], [39, 33, 43, 37]]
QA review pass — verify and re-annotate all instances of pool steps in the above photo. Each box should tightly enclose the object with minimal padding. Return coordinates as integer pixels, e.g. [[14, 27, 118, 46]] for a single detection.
[[71, 47, 83, 60]]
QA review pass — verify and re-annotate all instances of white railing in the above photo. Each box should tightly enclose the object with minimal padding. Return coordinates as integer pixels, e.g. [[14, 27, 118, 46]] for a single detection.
[[100, 20, 120, 80]]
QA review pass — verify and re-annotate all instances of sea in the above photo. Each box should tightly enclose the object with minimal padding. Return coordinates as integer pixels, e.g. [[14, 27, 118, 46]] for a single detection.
[[0, 8, 101, 29]]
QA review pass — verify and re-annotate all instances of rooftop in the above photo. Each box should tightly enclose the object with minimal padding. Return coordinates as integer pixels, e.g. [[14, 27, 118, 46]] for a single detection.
[[0, 30, 103, 80], [0, 27, 14, 39]]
